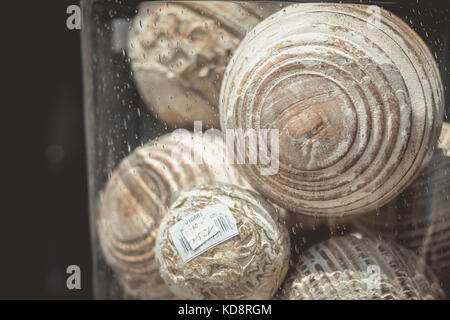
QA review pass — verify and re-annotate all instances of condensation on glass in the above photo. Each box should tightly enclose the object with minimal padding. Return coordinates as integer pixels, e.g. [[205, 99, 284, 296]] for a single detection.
[[82, 0, 450, 299]]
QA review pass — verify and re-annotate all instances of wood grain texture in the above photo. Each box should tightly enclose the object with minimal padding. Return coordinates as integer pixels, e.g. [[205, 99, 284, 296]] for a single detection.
[[155, 183, 290, 300], [279, 234, 445, 300], [98, 131, 251, 299], [220, 4, 444, 218], [353, 148, 450, 285], [128, 1, 284, 128], [439, 122, 450, 156]]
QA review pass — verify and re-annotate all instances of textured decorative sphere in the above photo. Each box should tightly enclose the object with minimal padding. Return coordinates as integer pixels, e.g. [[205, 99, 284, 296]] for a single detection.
[[128, 1, 283, 128], [220, 4, 444, 218], [440, 122, 450, 156], [155, 183, 290, 299], [354, 148, 450, 284], [279, 234, 445, 300], [98, 130, 250, 299]]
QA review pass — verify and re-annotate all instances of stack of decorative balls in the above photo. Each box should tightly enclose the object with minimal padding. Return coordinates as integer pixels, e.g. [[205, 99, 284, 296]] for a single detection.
[[98, 2, 448, 300]]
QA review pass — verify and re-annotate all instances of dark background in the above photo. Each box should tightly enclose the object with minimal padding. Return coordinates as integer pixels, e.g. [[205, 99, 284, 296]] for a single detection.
[[0, 0, 449, 300], [1, 0, 90, 299]]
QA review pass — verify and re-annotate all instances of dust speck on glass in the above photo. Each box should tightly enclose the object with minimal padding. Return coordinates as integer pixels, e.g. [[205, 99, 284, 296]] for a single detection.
[[81, 0, 450, 299]]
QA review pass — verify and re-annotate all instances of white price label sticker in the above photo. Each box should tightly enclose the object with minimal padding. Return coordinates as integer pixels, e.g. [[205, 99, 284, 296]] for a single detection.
[[169, 203, 239, 263], [181, 212, 220, 250]]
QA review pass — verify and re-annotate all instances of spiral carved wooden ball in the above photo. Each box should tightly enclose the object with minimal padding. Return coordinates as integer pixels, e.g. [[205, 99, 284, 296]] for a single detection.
[[279, 234, 444, 300], [354, 148, 450, 284], [98, 130, 250, 299], [155, 183, 290, 300], [128, 1, 284, 128], [220, 4, 444, 218]]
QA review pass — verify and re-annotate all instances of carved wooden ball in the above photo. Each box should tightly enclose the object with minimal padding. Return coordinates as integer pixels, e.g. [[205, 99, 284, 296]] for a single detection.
[[128, 1, 283, 128], [98, 130, 250, 299], [220, 3, 444, 218], [354, 147, 450, 284], [155, 183, 290, 300], [439, 122, 450, 156], [279, 234, 444, 300]]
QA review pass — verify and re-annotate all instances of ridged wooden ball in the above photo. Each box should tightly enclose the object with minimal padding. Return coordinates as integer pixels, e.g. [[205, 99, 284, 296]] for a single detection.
[[155, 183, 290, 300], [128, 1, 283, 128], [279, 234, 444, 300], [440, 122, 450, 156], [98, 130, 250, 299], [353, 148, 450, 284], [220, 4, 444, 218]]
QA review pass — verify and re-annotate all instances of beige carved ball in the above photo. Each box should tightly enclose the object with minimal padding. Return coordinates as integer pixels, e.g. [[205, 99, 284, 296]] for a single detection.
[[155, 183, 291, 300], [353, 146, 450, 285], [220, 3, 444, 219], [439, 122, 450, 156], [128, 1, 284, 128], [279, 234, 445, 300], [98, 130, 250, 299]]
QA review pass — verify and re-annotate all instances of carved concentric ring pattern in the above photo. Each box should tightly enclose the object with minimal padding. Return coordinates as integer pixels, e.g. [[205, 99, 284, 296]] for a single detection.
[[98, 131, 250, 299], [354, 149, 450, 284], [279, 235, 444, 300], [220, 4, 444, 217]]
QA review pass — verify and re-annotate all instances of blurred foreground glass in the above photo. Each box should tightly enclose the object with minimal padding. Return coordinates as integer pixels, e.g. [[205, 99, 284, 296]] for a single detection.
[[82, 0, 450, 299]]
